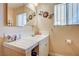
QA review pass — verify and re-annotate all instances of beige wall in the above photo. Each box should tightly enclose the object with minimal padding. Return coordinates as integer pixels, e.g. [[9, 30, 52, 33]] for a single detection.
[[35, 3, 79, 56], [50, 26, 79, 55], [37, 3, 54, 32]]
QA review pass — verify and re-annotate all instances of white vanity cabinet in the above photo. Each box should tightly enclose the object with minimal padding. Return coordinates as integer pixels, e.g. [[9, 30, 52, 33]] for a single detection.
[[39, 37, 49, 56], [26, 50, 31, 56]]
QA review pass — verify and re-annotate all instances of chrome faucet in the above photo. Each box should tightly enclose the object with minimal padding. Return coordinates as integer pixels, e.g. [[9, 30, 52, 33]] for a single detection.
[[19, 34, 21, 39]]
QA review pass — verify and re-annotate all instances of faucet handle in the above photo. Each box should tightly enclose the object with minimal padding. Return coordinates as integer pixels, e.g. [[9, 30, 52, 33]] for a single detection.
[[14, 35, 17, 40]]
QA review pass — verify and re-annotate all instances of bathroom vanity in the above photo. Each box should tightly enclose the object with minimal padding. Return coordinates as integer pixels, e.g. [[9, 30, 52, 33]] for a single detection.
[[3, 33, 49, 56]]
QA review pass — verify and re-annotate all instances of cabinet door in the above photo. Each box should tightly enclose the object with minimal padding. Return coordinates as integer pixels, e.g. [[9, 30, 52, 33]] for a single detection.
[[0, 46, 3, 56], [39, 37, 49, 56], [26, 50, 31, 56], [3, 47, 26, 56], [0, 37, 4, 56], [26, 51, 31, 56]]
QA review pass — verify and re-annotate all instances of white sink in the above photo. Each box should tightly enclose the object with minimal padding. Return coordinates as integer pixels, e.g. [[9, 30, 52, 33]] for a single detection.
[[4, 33, 49, 51]]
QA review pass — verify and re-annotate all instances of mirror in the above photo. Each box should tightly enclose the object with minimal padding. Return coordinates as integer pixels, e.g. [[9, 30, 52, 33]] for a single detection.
[[7, 3, 27, 26], [4, 3, 37, 27]]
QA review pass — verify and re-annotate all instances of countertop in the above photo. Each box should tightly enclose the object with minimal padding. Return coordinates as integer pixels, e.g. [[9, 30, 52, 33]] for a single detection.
[[3, 33, 49, 51]]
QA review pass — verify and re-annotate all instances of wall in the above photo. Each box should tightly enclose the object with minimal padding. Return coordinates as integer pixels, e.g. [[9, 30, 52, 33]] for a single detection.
[[36, 3, 79, 56], [37, 3, 54, 32], [50, 26, 79, 56]]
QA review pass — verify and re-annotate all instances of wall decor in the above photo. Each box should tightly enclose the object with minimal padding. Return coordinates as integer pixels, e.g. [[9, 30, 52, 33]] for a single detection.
[[43, 11, 49, 18], [48, 13, 54, 19], [29, 15, 32, 20]]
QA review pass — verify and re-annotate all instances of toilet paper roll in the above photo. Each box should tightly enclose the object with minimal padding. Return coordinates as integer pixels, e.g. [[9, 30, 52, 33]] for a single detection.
[[65, 39, 72, 44]]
